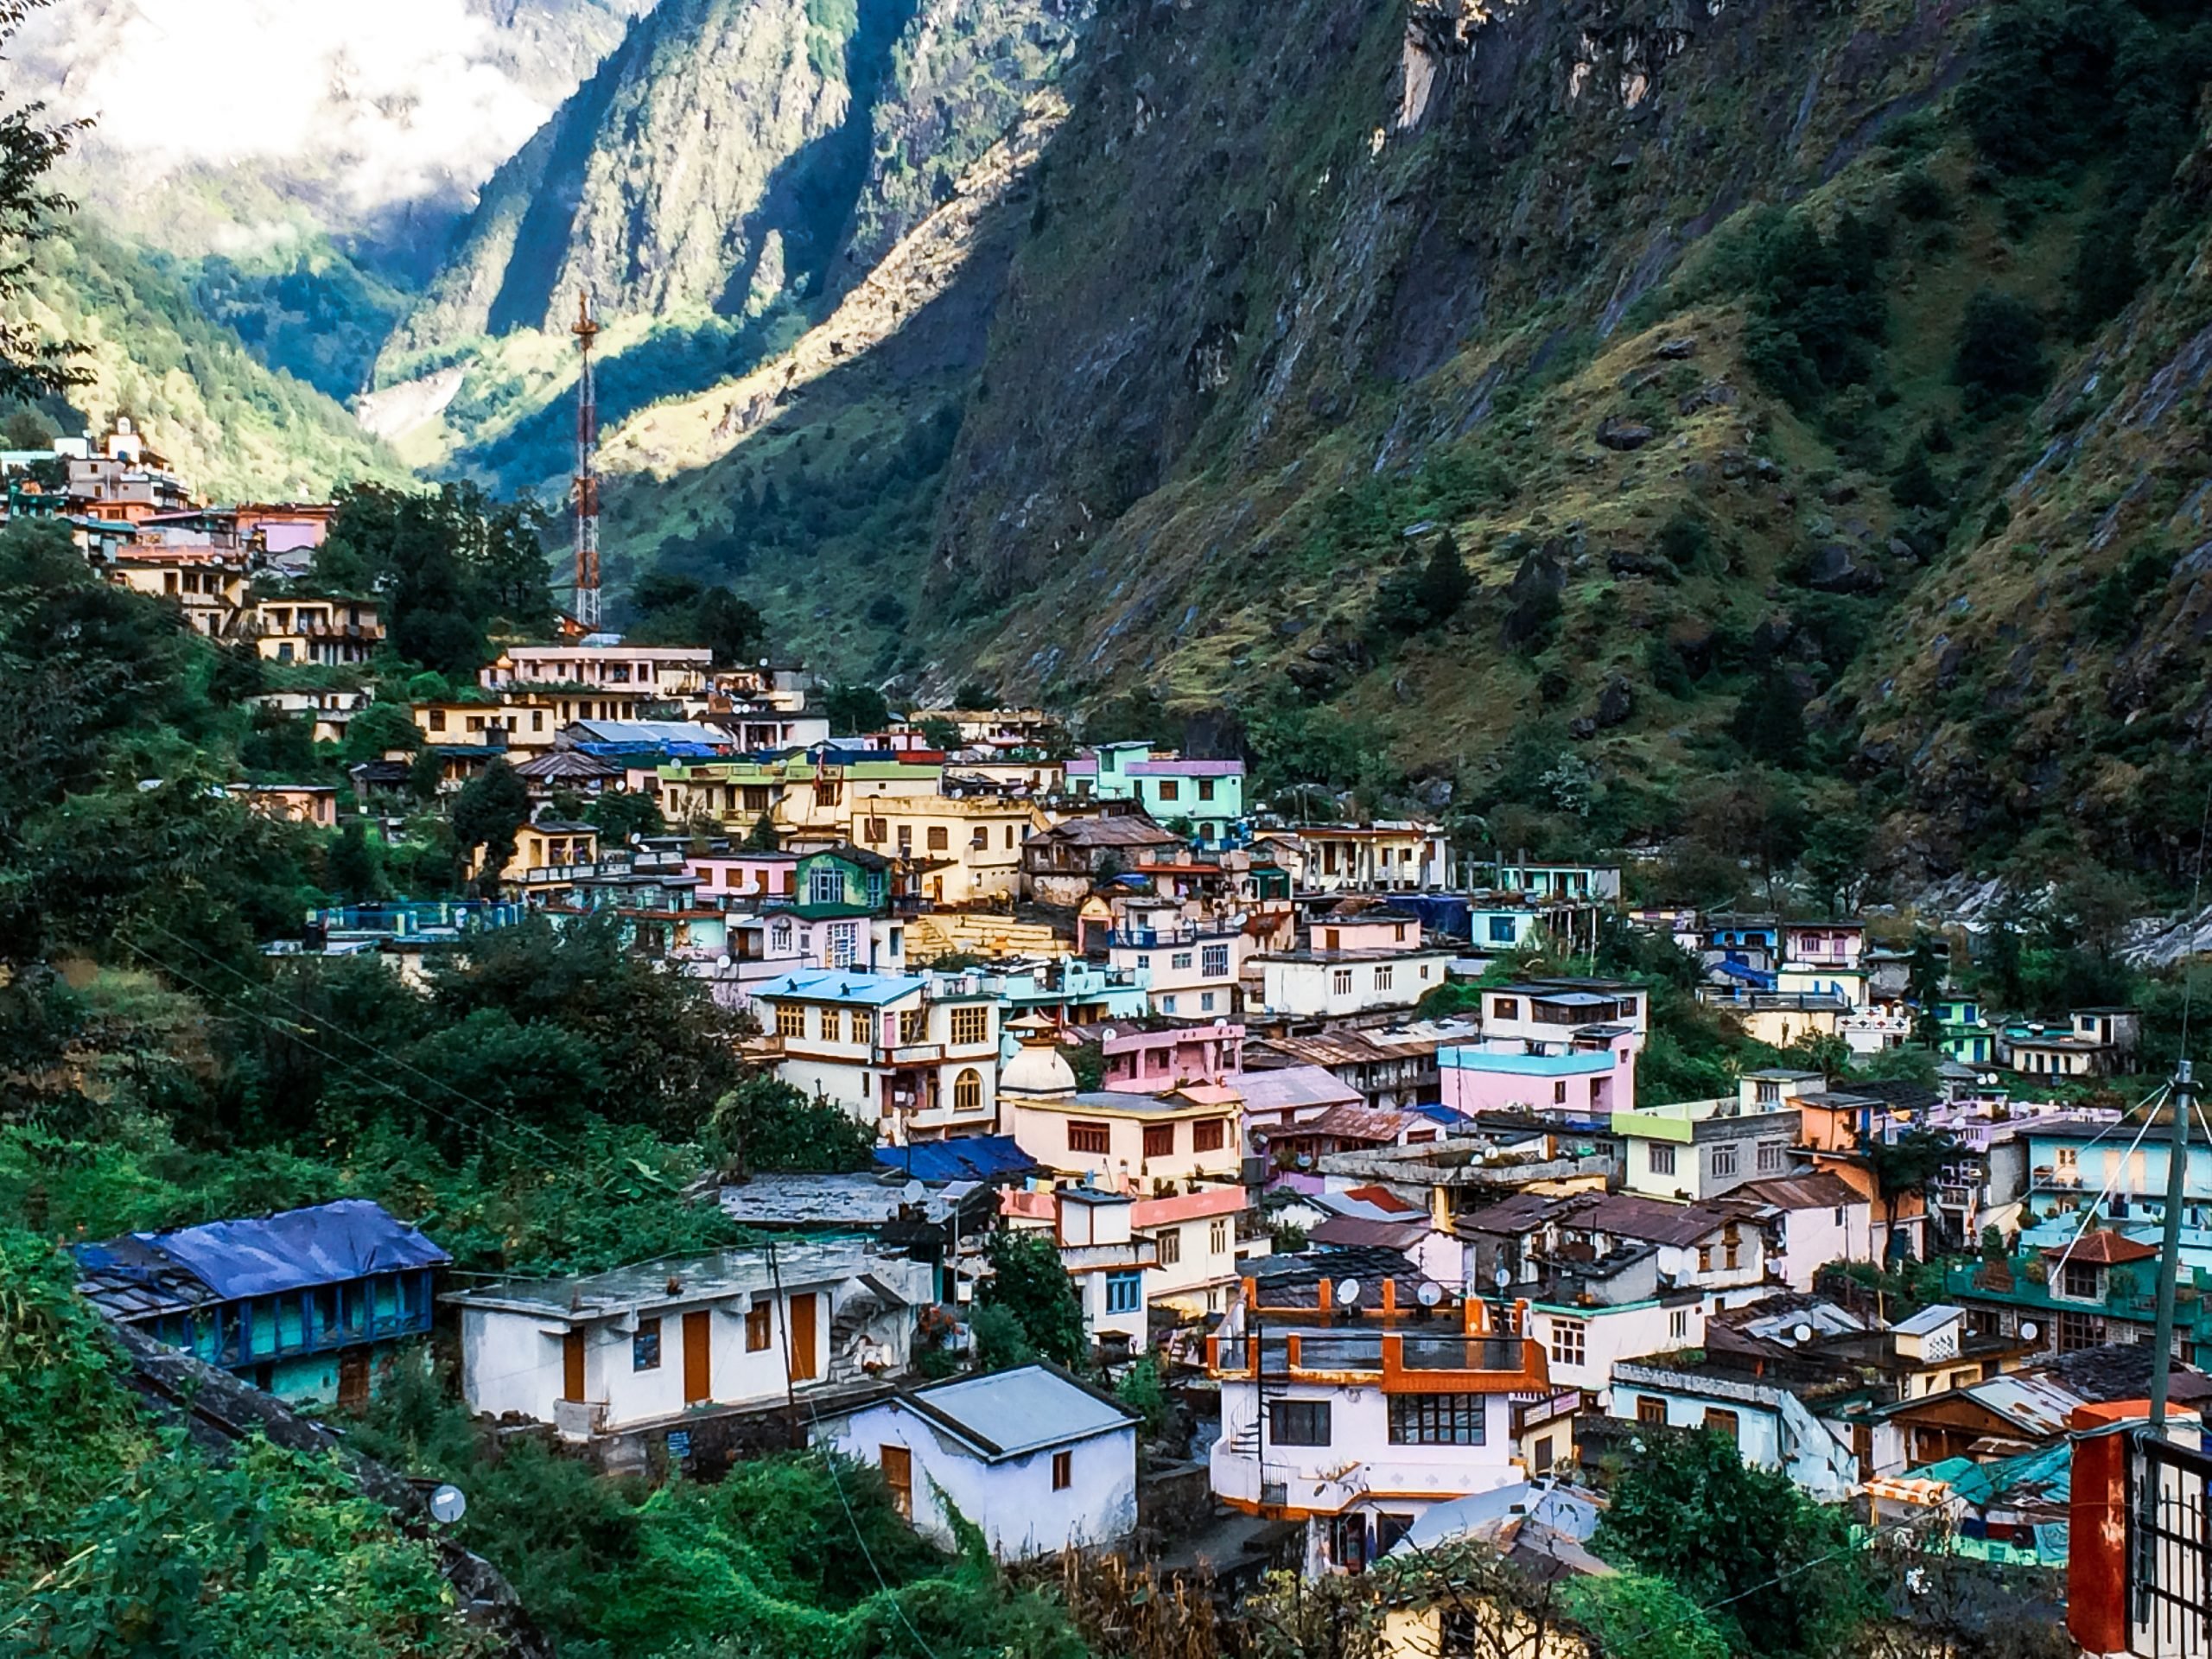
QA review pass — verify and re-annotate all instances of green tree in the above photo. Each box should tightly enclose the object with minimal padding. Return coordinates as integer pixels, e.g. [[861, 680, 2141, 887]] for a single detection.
[[708, 1074, 875, 1179], [917, 716, 963, 753], [822, 683, 892, 736], [1864, 1126, 1958, 1264], [1906, 929, 1946, 1046], [979, 1229, 1087, 1369], [584, 790, 667, 842], [0, 3, 86, 402], [1372, 531, 1471, 635], [1558, 1569, 1732, 1659], [450, 759, 530, 892], [326, 817, 378, 903], [1799, 811, 1874, 917], [1595, 1429, 1870, 1657], [342, 700, 422, 763], [1953, 289, 2048, 410]]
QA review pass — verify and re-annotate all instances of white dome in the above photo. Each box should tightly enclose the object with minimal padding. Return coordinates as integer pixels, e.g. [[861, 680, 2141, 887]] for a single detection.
[[1000, 1039, 1077, 1097]]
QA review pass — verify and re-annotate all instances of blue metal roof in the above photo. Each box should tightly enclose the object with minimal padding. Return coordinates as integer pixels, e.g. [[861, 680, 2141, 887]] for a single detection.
[[753, 969, 927, 1006], [1712, 960, 1777, 988], [874, 1135, 1037, 1183], [74, 1198, 448, 1301]]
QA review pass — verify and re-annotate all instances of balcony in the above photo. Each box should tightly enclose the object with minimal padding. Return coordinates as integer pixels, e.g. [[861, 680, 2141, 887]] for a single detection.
[[876, 1042, 944, 1065], [1208, 1328, 1544, 1389]]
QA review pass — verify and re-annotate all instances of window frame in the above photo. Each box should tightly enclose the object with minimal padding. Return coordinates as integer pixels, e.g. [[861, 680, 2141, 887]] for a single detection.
[[1268, 1400, 1332, 1446], [632, 1316, 662, 1371]]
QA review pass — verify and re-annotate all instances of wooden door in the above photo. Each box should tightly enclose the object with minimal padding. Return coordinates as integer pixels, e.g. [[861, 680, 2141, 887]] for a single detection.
[[880, 1444, 912, 1518], [788, 1293, 818, 1382], [562, 1331, 585, 1402], [683, 1310, 712, 1404], [338, 1349, 370, 1408]]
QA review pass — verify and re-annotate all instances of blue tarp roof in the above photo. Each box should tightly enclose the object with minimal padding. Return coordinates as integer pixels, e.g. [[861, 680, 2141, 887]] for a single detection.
[[874, 1136, 1038, 1183], [1712, 959, 1777, 988], [74, 1198, 448, 1300]]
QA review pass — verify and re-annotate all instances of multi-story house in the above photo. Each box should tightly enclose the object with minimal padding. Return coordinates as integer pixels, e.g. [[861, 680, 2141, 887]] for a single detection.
[[480, 645, 716, 701], [1207, 1251, 1551, 1574], [1065, 744, 1246, 843], [852, 796, 1043, 905], [1249, 908, 1456, 1022], [980, 959, 1153, 1027], [1103, 899, 1249, 1020], [1276, 822, 1453, 893], [73, 1199, 448, 1407], [1001, 1183, 1159, 1348], [1612, 1077, 1800, 1203], [1934, 995, 1999, 1066], [754, 969, 1002, 1141], [1490, 861, 1623, 903], [109, 546, 249, 637], [1943, 1232, 2212, 1363], [2003, 1007, 2142, 1080], [250, 594, 383, 665], [1094, 1019, 1243, 1091], [1435, 978, 1649, 1121], [444, 1240, 931, 1472], [1700, 913, 1782, 975], [998, 1020, 1244, 1190], [1020, 814, 1184, 905]]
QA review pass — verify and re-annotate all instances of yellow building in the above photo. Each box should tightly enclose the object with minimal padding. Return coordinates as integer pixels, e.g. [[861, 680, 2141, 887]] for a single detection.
[[110, 550, 248, 639], [850, 796, 1046, 905], [251, 596, 383, 665]]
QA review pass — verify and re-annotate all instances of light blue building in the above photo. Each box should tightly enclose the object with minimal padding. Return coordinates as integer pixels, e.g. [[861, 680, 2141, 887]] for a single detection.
[[1067, 743, 1246, 843], [2019, 1122, 2212, 1269], [73, 1199, 448, 1405]]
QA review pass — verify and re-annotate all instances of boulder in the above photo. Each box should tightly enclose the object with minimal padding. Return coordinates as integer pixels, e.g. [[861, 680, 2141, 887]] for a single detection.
[[1676, 381, 1738, 415], [1596, 674, 1636, 728], [1655, 336, 1699, 359], [1597, 416, 1656, 451]]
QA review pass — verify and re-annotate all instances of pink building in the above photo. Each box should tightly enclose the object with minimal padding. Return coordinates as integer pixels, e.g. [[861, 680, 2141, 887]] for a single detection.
[[686, 851, 798, 901], [1437, 1038, 1636, 1119], [1095, 1020, 1243, 1091]]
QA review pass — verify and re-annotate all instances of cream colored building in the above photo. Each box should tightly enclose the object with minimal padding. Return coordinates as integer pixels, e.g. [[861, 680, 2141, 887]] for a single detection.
[[852, 796, 1046, 905], [1001, 1028, 1244, 1192]]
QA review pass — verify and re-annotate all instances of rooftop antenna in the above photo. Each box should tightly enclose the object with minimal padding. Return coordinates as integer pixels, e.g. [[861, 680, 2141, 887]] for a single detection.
[[572, 289, 602, 632]]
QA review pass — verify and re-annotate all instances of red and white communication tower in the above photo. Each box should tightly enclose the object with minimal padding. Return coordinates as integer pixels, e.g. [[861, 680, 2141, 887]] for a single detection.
[[571, 288, 602, 631]]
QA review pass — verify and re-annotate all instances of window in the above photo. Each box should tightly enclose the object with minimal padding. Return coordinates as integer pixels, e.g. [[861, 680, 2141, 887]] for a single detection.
[[1193, 1119, 1227, 1153], [1052, 1450, 1073, 1491], [1636, 1395, 1667, 1426], [1725, 1243, 1740, 1270], [1389, 1394, 1487, 1445], [1697, 1246, 1713, 1273], [1269, 1401, 1332, 1446], [776, 1004, 808, 1040], [1172, 951, 1194, 971], [2063, 1262, 2100, 1300], [1755, 1079, 1781, 1104], [1158, 1228, 1182, 1266], [771, 919, 793, 953], [427, 708, 446, 732], [1494, 997, 1520, 1020], [1670, 1308, 1690, 1342], [954, 1068, 982, 1112], [808, 867, 842, 906], [1143, 1124, 1175, 1160], [1757, 1141, 1787, 1173], [1201, 944, 1230, 976], [828, 922, 858, 969], [1069, 1121, 1110, 1156], [1158, 779, 1180, 801], [1710, 1145, 1739, 1179], [1649, 1144, 1675, 1176], [1548, 1319, 1586, 1367], [864, 817, 887, 844], [822, 1008, 844, 1042], [1105, 1271, 1142, 1314], [2059, 1310, 2099, 1352], [897, 825, 913, 852], [1490, 916, 1516, 944], [632, 1317, 662, 1370], [1554, 1081, 1569, 1105], [747, 1303, 772, 1351], [1374, 966, 1393, 991], [1210, 1218, 1230, 1253], [926, 826, 949, 851], [1332, 969, 1354, 996], [1704, 1408, 1740, 1440], [1201, 991, 1217, 1012], [899, 1009, 926, 1045], [950, 1006, 989, 1046]]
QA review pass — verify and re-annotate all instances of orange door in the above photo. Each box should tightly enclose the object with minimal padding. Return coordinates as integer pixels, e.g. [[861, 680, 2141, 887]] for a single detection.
[[338, 1349, 370, 1408], [683, 1310, 712, 1404], [880, 1444, 912, 1518], [563, 1331, 585, 1402], [788, 1293, 818, 1382]]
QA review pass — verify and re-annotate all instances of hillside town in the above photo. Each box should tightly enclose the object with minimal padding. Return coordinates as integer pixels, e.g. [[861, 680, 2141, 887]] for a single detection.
[[17, 419, 2209, 1659]]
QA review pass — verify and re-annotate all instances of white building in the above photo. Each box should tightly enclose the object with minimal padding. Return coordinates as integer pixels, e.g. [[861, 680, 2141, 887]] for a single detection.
[[1250, 944, 1457, 1021], [755, 969, 1001, 1142], [1208, 1254, 1550, 1574], [1729, 1173, 1878, 1292], [1606, 1360, 1862, 1502], [825, 1366, 1141, 1560], [1001, 1183, 1157, 1348], [443, 1242, 930, 1449]]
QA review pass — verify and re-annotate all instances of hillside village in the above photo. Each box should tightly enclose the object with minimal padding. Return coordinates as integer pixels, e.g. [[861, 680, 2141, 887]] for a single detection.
[[11, 416, 2210, 1656]]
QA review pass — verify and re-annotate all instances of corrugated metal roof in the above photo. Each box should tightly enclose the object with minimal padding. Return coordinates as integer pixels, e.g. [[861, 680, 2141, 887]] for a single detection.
[[874, 1136, 1035, 1183], [1236, 1065, 1363, 1116], [752, 969, 927, 1006], [900, 1365, 1139, 1459]]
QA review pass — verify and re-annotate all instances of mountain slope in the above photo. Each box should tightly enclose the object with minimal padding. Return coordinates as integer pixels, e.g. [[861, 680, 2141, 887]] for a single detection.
[[7, 227, 407, 499]]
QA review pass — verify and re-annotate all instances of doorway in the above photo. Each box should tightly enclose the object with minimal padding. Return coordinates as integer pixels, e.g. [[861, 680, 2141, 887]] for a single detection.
[[683, 1310, 712, 1404]]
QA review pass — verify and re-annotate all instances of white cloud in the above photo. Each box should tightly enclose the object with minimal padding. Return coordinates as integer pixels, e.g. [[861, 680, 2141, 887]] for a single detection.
[[10, 0, 604, 214]]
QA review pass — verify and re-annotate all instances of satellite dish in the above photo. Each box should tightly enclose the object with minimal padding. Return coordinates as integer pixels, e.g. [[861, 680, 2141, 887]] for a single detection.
[[1792, 1323, 1815, 1344], [427, 1484, 467, 1525], [1336, 1278, 1363, 1307], [1495, 1268, 1512, 1291], [901, 1180, 925, 1205], [1417, 1281, 1445, 1308], [717, 954, 732, 969], [2020, 1321, 2040, 1342]]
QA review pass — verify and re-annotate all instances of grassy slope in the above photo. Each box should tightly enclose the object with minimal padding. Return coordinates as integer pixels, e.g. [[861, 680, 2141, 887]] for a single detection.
[[10, 225, 407, 499]]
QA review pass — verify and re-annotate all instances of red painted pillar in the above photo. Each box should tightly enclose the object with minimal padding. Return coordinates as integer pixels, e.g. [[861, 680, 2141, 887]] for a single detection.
[[2069, 1402, 2146, 1656]]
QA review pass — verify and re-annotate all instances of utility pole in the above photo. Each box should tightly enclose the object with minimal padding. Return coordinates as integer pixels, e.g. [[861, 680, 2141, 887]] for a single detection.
[[572, 289, 602, 633], [2148, 1058, 2193, 1433]]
